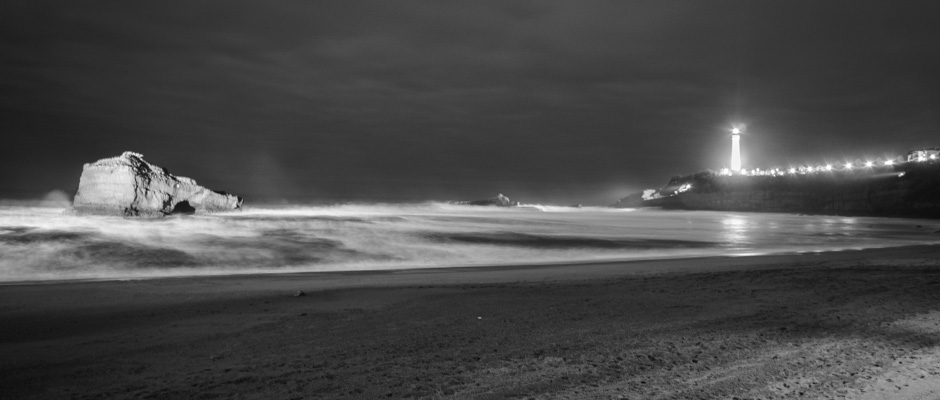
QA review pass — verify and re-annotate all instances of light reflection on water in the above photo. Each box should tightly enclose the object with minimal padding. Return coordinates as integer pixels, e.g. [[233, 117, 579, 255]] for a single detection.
[[720, 215, 749, 248], [1, 203, 939, 282]]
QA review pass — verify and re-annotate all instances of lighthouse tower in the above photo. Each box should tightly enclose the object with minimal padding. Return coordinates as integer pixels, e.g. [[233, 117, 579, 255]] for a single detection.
[[731, 127, 742, 172]]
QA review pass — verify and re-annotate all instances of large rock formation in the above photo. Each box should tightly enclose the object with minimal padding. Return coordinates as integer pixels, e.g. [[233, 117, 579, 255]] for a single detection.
[[450, 193, 519, 207], [69, 152, 243, 217]]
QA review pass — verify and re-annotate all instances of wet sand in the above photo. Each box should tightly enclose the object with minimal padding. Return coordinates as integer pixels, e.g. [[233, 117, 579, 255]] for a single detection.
[[3, 246, 940, 399]]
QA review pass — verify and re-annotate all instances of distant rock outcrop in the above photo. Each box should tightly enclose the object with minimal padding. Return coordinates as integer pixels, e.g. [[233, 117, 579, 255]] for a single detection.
[[69, 152, 243, 217], [450, 193, 519, 207]]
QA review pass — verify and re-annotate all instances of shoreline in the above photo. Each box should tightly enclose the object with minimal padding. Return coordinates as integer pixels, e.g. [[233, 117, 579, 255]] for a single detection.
[[5, 245, 940, 398]]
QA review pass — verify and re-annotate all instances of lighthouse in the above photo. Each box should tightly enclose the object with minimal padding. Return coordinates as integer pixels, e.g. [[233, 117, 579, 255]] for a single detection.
[[731, 127, 742, 172]]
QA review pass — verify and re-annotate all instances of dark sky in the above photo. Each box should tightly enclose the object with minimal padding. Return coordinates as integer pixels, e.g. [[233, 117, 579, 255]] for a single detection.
[[2, 1, 939, 205]]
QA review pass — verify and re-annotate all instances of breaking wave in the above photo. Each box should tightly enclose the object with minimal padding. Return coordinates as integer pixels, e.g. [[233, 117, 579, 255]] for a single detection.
[[1, 202, 939, 282]]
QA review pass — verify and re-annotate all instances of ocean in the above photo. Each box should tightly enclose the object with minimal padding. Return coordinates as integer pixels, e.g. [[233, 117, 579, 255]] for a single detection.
[[1, 203, 939, 282]]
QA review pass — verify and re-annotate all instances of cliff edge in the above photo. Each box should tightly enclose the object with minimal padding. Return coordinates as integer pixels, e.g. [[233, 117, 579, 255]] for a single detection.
[[69, 152, 243, 217]]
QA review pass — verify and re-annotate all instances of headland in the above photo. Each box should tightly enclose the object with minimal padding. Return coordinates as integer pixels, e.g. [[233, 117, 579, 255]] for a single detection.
[[616, 158, 940, 218]]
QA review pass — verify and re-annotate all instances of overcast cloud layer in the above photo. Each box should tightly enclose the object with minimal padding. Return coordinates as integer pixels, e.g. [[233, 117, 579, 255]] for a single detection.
[[2, 1, 939, 205]]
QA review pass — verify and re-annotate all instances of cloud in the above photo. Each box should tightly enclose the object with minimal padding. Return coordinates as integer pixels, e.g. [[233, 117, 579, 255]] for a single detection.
[[1, 1, 939, 205]]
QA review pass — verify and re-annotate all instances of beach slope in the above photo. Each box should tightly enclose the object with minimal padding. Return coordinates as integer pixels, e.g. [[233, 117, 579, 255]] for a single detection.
[[3, 247, 940, 398]]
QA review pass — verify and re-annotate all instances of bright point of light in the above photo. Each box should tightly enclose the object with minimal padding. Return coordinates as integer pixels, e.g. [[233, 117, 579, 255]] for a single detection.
[[789, 168, 796, 173], [807, 166, 814, 172], [845, 163, 853, 169], [825, 164, 833, 171], [732, 128, 740, 134], [865, 161, 874, 167], [932, 154, 937, 160], [885, 160, 894, 166]]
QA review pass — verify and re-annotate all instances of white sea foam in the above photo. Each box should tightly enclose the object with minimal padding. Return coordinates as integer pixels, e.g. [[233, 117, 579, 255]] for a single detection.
[[1, 203, 939, 282]]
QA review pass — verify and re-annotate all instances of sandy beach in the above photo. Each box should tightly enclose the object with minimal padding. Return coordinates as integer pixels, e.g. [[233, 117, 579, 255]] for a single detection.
[[4, 246, 940, 399]]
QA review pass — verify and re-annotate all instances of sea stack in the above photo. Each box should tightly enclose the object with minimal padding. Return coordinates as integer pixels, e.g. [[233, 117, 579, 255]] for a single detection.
[[69, 152, 243, 217]]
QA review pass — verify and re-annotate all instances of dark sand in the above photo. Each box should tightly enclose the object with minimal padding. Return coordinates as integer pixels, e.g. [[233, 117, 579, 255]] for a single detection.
[[4, 246, 940, 399]]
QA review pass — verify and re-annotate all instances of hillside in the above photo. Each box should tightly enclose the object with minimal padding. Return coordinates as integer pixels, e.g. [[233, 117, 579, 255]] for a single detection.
[[616, 161, 940, 218]]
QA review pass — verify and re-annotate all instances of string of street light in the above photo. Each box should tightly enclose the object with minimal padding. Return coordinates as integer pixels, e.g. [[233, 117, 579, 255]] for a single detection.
[[720, 126, 938, 177]]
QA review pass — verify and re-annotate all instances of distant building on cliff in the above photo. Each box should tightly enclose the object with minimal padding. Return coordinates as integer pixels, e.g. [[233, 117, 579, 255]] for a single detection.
[[907, 148, 940, 162]]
